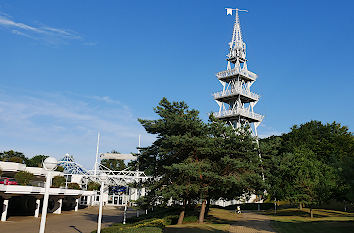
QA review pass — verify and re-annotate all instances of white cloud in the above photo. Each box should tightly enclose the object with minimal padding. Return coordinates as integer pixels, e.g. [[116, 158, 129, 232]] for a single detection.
[[0, 89, 154, 168], [0, 12, 81, 44]]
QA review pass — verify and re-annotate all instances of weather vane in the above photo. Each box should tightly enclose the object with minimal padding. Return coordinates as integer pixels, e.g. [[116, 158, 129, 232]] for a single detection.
[[225, 8, 248, 16]]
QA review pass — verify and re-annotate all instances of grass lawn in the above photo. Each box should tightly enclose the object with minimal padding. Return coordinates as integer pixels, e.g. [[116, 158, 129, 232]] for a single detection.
[[266, 208, 354, 233], [165, 208, 239, 233]]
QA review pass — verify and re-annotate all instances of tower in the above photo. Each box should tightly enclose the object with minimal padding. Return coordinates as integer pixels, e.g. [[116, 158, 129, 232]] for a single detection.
[[213, 9, 263, 137]]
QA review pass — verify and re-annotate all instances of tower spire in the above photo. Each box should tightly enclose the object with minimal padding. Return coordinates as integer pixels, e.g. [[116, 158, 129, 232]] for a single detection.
[[227, 8, 248, 64], [213, 8, 263, 137]]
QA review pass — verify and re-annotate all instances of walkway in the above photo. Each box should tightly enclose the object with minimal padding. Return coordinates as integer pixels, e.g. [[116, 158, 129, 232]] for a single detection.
[[229, 211, 276, 233], [0, 206, 139, 233]]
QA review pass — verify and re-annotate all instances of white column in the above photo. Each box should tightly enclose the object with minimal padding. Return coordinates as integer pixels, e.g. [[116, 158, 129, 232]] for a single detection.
[[75, 198, 79, 212], [97, 181, 104, 233], [39, 172, 52, 233], [1, 199, 9, 222], [34, 198, 41, 217], [54, 198, 62, 214]]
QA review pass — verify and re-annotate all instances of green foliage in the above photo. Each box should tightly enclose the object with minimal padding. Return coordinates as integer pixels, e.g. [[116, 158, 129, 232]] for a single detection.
[[101, 159, 126, 171], [0, 150, 27, 164], [26, 155, 48, 167], [55, 166, 64, 172], [51, 176, 66, 188], [97, 218, 166, 233], [137, 98, 265, 223], [67, 182, 81, 190], [87, 181, 101, 191], [15, 171, 34, 185], [0, 168, 2, 177], [261, 120, 354, 207]]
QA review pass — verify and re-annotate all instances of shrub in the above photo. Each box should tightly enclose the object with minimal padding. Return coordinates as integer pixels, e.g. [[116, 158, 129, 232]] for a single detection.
[[15, 171, 34, 185], [51, 176, 66, 188], [55, 166, 64, 172], [68, 182, 81, 190], [87, 181, 101, 191]]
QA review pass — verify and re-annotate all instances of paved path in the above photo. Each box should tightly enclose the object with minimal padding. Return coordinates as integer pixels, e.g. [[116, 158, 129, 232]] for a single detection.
[[0, 206, 139, 233], [229, 211, 276, 233]]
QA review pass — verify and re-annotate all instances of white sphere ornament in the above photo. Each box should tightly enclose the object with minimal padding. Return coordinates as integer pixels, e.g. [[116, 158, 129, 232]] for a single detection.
[[100, 172, 108, 180], [43, 157, 58, 171]]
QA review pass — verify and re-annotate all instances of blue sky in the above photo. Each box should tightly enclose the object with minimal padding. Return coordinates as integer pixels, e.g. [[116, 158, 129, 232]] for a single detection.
[[0, 0, 353, 168]]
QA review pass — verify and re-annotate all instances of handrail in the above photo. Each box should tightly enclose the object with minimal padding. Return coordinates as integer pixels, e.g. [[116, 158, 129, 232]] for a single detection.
[[216, 67, 257, 81], [213, 85, 259, 100], [213, 108, 263, 122]]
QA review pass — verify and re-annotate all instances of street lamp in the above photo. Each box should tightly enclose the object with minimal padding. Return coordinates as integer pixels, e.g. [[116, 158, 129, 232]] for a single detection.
[[39, 157, 58, 233], [97, 172, 107, 233]]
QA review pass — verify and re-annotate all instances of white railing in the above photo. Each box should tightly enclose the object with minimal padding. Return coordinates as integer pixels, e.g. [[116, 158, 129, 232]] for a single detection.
[[213, 108, 264, 122], [216, 67, 257, 81], [213, 85, 259, 101]]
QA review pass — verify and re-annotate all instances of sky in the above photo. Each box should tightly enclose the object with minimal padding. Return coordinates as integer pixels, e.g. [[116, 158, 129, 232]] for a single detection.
[[0, 0, 353, 168]]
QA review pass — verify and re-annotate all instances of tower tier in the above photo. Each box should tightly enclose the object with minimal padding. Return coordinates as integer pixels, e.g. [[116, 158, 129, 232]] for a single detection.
[[213, 87, 259, 103], [213, 107, 263, 123], [217, 67, 257, 83]]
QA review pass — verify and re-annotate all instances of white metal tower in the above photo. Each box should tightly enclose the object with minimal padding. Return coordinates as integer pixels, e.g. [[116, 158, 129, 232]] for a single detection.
[[213, 8, 263, 136]]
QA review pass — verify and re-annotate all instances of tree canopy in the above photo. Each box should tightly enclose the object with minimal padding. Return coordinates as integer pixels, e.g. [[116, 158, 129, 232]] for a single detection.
[[261, 120, 354, 216], [137, 98, 265, 223]]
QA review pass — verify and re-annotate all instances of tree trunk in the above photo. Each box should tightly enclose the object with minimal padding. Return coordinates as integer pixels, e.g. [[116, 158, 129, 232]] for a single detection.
[[310, 208, 313, 218], [299, 203, 302, 210], [198, 199, 207, 224], [177, 200, 186, 225], [205, 198, 211, 217]]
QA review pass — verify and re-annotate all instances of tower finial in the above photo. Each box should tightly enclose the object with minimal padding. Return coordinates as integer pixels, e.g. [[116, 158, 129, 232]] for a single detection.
[[225, 8, 248, 63]]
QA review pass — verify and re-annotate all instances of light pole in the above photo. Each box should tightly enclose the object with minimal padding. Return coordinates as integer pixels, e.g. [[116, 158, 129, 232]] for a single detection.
[[39, 157, 58, 233], [97, 173, 107, 233]]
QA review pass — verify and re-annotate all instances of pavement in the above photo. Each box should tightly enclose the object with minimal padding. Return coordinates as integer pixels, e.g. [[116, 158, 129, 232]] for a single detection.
[[0, 206, 139, 233], [229, 211, 276, 233]]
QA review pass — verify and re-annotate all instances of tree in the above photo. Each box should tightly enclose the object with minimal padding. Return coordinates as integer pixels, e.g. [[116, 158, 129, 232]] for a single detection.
[[138, 97, 206, 224], [138, 98, 265, 224], [26, 155, 48, 167], [0, 150, 27, 164], [100, 150, 127, 171], [261, 120, 353, 216], [15, 171, 34, 185], [52, 176, 66, 188], [195, 117, 265, 222]]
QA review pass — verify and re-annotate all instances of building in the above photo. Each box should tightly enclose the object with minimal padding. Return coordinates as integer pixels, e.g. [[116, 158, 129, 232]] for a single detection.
[[0, 161, 95, 222]]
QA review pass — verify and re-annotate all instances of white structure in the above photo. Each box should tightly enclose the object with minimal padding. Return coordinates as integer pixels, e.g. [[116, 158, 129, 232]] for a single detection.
[[39, 157, 59, 233], [213, 8, 263, 136], [58, 151, 148, 207], [0, 161, 95, 222]]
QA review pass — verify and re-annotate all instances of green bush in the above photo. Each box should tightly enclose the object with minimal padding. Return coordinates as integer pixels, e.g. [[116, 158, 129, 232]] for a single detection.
[[55, 166, 64, 172], [15, 171, 34, 185], [98, 218, 166, 233], [67, 182, 81, 190], [87, 181, 101, 191], [51, 176, 66, 188]]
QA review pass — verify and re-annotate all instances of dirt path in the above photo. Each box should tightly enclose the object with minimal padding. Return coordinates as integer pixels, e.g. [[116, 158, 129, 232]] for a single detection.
[[229, 211, 276, 233], [0, 206, 139, 233]]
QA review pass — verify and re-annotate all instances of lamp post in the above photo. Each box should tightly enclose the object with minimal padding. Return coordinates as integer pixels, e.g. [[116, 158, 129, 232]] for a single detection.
[[97, 173, 107, 233], [39, 157, 58, 233]]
